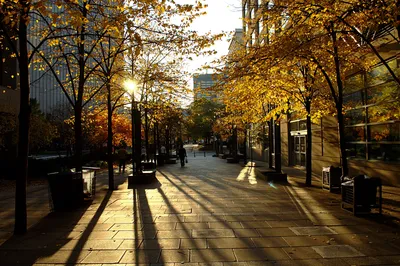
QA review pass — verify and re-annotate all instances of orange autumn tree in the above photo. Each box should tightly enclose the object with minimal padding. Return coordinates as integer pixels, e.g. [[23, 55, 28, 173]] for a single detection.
[[83, 108, 132, 150]]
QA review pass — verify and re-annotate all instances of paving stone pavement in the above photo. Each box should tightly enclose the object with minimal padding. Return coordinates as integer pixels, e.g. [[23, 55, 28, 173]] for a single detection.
[[0, 152, 400, 265]]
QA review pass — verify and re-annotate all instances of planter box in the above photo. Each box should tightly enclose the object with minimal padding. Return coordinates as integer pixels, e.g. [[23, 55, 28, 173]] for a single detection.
[[47, 172, 83, 211], [128, 170, 156, 186], [262, 171, 288, 183]]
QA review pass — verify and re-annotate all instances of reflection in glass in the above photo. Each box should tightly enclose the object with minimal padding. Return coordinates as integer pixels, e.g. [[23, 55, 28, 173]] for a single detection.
[[367, 81, 399, 105], [344, 109, 366, 125], [366, 60, 397, 86], [343, 90, 364, 108], [369, 123, 400, 141], [368, 104, 400, 123], [369, 144, 400, 161], [301, 154, 306, 166], [344, 74, 364, 93], [299, 120, 306, 130], [346, 144, 366, 159], [345, 126, 365, 142], [290, 122, 298, 131]]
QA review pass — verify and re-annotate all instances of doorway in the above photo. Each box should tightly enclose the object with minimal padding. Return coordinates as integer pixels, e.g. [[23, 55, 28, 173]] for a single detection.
[[293, 135, 306, 167]]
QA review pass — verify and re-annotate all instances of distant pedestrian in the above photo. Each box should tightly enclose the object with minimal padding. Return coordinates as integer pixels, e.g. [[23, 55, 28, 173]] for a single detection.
[[178, 145, 187, 167], [160, 145, 166, 154], [117, 146, 128, 173]]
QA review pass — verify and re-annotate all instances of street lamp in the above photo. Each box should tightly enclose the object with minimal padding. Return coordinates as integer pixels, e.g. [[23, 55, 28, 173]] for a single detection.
[[124, 79, 141, 175]]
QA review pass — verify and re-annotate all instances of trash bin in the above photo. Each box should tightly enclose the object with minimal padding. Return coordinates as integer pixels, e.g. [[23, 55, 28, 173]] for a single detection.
[[71, 167, 98, 198], [47, 171, 83, 211], [157, 154, 165, 166], [322, 166, 342, 192], [341, 175, 382, 215]]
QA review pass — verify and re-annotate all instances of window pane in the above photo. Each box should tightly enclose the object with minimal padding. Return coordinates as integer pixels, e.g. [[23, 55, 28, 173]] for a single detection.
[[346, 143, 366, 159], [367, 81, 399, 105], [290, 122, 298, 131], [299, 120, 307, 130], [369, 144, 400, 162], [344, 109, 366, 125], [343, 90, 365, 108], [369, 123, 400, 141], [366, 60, 397, 86], [368, 104, 400, 123], [344, 74, 364, 93], [345, 126, 365, 142]]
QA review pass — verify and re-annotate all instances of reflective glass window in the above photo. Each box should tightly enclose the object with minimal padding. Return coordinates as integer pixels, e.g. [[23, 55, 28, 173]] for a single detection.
[[369, 122, 400, 142], [367, 81, 399, 105], [343, 90, 365, 108], [345, 126, 366, 142], [344, 109, 366, 125], [369, 144, 400, 162], [346, 143, 366, 159], [344, 74, 364, 93], [299, 120, 307, 131], [366, 60, 397, 86], [368, 104, 400, 123]]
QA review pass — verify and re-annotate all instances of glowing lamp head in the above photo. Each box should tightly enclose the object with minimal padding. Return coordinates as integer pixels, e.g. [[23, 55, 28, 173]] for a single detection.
[[124, 79, 137, 94]]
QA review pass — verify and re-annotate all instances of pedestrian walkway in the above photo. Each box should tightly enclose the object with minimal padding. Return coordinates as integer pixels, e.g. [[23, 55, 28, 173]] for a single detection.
[[0, 155, 400, 265]]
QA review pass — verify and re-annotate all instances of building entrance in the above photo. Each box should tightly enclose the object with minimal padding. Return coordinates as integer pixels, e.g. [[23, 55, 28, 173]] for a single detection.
[[293, 135, 306, 167]]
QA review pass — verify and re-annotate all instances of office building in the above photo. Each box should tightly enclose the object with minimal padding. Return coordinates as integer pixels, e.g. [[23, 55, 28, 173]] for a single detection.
[[193, 73, 220, 101], [241, 0, 400, 185]]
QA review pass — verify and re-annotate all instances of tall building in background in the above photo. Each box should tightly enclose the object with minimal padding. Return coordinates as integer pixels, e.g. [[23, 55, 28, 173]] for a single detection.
[[228, 28, 244, 56], [193, 73, 219, 101]]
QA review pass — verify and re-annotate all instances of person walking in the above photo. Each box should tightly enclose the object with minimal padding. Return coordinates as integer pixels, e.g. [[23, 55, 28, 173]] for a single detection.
[[117, 146, 128, 173], [178, 145, 187, 167]]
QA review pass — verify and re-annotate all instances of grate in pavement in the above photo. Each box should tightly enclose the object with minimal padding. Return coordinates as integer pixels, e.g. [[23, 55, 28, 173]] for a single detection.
[[289, 226, 338, 236], [312, 245, 365, 258]]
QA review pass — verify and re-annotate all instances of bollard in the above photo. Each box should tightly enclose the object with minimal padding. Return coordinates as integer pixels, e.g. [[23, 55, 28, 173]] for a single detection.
[[204, 151, 206, 157], [194, 151, 196, 157]]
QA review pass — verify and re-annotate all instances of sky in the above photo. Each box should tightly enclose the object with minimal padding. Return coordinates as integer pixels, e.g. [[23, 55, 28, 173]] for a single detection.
[[184, 0, 243, 74]]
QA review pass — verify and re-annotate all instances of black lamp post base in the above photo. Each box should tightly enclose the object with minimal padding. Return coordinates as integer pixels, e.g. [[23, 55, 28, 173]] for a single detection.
[[128, 170, 157, 186], [260, 170, 288, 183]]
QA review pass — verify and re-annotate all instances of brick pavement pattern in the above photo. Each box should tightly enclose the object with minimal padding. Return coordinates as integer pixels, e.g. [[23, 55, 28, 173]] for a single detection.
[[0, 151, 400, 265]]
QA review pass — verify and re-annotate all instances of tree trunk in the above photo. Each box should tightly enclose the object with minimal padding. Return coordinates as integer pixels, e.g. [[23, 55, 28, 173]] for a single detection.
[[165, 127, 170, 157], [75, 2, 87, 173], [337, 109, 349, 177], [305, 101, 312, 186], [275, 120, 282, 173], [106, 82, 114, 190], [14, 2, 31, 235], [74, 105, 83, 173], [134, 108, 141, 172], [243, 128, 247, 164], [331, 23, 348, 178], [144, 108, 149, 161], [268, 120, 274, 169], [153, 122, 156, 162], [131, 105, 135, 171], [156, 122, 161, 155]]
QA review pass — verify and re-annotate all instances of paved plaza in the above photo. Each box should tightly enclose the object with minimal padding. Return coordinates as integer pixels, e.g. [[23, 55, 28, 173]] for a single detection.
[[0, 152, 400, 265]]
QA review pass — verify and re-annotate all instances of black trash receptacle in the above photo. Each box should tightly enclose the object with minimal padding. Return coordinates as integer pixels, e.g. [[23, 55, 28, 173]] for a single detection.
[[157, 154, 165, 166], [48, 172, 83, 211]]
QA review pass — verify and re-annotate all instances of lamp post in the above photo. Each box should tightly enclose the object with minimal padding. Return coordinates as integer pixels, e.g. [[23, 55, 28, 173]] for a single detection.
[[124, 80, 141, 175]]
